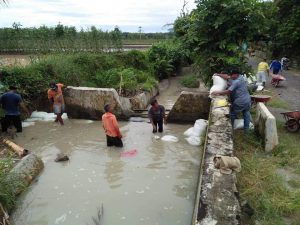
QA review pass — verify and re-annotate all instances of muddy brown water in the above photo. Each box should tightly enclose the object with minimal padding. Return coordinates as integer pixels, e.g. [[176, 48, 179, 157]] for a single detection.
[[11, 118, 202, 225]]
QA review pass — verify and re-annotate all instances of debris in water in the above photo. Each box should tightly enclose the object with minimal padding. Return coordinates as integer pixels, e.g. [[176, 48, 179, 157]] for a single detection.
[[136, 190, 145, 194], [161, 135, 178, 142], [55, 213, 67, 224], [154, 135, 160, 140], [55, 154, 69, 162], [120, 149, 138, 157], [88, 203, 103, 225]]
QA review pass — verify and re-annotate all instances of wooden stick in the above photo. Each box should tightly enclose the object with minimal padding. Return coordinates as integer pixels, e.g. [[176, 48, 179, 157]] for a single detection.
[[0, 203, 10, 225], [2, 138, 29, 157]]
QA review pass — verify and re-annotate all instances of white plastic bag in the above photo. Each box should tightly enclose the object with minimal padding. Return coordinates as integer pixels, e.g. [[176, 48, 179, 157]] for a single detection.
[[161, 135, 178, 142], [184, 127, 194, 136], [30, 111, 68, 121], [22, 121, 35, 128], [233, 119, 254, 130], [185, 136, 202, 146], [209, 75, 227, 95]]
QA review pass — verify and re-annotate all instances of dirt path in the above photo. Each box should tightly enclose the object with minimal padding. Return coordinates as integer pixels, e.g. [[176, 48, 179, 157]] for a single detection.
[[156, 73, 206, 111], [248, 57, 300, 111]]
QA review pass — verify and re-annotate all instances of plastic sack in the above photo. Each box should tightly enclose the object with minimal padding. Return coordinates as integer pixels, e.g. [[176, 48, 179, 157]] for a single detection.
[[22, 121, 35, 128], [183, 127, 194, 136], [161, 135, 179, 142], [185, 136, 202, 146], [209, 75, 227, 95], [193, 119, 208, 135], [30, 111, 68, 121], [233, 119, 254, 130]]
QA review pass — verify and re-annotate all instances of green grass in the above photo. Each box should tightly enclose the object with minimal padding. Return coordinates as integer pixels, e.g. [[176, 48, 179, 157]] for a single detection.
[[234, 120, 300, 224], [180, 74, 199, 88], [263, 89, 290, 109]]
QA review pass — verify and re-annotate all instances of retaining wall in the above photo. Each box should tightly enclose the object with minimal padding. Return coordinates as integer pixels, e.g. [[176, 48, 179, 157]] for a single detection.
[[254, 102, 278, 152], [167, 91, 211, 123], [64, 86, 158, 120], [193, 96, 241, 225]]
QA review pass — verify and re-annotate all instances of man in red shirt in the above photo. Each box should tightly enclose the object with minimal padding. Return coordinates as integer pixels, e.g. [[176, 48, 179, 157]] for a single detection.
[[102, 103, 123, 147], [47, 82, 65, 125]]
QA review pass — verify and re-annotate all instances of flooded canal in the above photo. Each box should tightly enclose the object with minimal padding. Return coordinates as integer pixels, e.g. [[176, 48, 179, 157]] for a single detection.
[[11, 118, 202, 225]]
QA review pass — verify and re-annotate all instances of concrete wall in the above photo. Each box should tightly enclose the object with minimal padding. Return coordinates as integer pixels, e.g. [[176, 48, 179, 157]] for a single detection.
[[64, 86, 158, 120], [255, 102, 278, 152], [193, 96, 241, 225], [167, 91, 211, 123]]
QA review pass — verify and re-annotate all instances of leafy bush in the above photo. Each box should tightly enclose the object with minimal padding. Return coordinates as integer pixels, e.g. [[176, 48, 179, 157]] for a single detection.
[[180, 74, 199, 88], [147, 40, 189, 80]]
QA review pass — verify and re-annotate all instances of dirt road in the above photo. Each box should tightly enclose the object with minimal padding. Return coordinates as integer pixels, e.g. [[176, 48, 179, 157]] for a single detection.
[[248, 57, 300, 111]]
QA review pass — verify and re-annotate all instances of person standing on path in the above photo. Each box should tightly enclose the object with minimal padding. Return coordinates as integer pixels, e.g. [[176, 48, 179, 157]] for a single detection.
[[211, 69, 251, 131], [270, 59, 282, 75], [0, 86, 29, 133], [102, 103, 123, 147], [148, 99, 166, 133], [256, 58, 269, 87], [47, 82, 65, 125]]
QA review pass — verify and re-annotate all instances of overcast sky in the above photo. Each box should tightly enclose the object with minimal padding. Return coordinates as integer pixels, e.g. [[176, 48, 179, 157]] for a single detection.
[[0, 0, 196, 32]]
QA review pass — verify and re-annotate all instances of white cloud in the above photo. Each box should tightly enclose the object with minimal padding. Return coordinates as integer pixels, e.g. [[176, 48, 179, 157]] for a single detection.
[[0, 0, 196, 32]]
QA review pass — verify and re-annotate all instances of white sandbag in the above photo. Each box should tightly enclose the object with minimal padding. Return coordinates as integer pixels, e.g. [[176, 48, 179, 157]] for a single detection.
[[209, 75, 227, 95], [184, 127, 194, 136], [193, 119, 208, 135], [161, 135, 178, 142], [185, 136, 202, 146], [256, 85, 264, 92], [22, 121, 35, 128], [30, 111, 68, 122], [233, 119, 254, 130]]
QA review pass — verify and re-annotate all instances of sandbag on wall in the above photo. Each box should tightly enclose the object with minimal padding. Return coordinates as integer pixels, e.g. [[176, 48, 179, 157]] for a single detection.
[[209, 74, 227, 96]]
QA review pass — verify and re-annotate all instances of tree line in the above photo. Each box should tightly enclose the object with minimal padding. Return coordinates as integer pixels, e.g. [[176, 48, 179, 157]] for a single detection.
[[0, 23, 172, 53]]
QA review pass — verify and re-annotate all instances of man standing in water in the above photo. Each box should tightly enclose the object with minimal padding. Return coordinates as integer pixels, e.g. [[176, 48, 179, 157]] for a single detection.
[[47, 82, 65, 125], [211, 69, 251, 131], [0, 86, 29, 133], [102, 103, 123, 147], [148, 99, 166, 133]]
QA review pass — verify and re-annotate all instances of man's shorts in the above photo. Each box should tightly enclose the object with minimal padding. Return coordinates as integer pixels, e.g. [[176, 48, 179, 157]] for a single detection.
[[53, 104, 65, 115], [256, 71, 267, 83]]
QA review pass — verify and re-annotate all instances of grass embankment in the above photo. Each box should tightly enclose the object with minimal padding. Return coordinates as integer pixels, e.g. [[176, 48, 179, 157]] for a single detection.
[[264, 89, 290, 110], [0, 50, 158, 103], [0, 149, 23, 215], [234, 122, 300, 225]]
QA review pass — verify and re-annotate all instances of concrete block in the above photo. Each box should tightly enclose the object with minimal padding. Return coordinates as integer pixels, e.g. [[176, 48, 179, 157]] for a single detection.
[[167, 91, 211, 122], [255, 103, 278, 152]]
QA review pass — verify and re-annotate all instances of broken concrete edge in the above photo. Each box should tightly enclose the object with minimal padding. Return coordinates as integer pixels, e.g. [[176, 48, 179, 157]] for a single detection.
[[254, 102, 278, 152], [64, 86, 158, 120], [193, 96, 241, 225], [7, 153, 44, 196], [167, 91, 211, 123]]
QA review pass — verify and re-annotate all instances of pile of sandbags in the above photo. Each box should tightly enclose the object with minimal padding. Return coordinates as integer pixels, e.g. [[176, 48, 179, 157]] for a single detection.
[[184, 119, 208, 146], [25, 111, 68, 122], [209, 74, 227, 96]]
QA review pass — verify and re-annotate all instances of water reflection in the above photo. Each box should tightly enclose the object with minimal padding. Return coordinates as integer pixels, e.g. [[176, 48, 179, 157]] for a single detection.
[[104, 150, 125, 189]]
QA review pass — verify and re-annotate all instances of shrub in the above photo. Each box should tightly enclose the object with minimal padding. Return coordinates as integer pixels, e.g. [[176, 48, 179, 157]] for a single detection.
[[180, 74, 199, 88]]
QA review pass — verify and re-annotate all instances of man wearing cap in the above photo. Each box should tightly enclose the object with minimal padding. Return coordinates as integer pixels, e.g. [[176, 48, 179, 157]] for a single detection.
[[48, 82, 65, 125], [256, 58, 269, 87], [0, 86, 29, 133], [211, 69, 251, 131], [102, 103, 123, 147], [148, 99, 166, 133]]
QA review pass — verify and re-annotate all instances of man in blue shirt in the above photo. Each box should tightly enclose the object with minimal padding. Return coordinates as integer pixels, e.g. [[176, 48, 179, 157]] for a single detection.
[[0, 86, 29, 133], [270, 59, 282, 74], [211, 69, 251, 131]]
